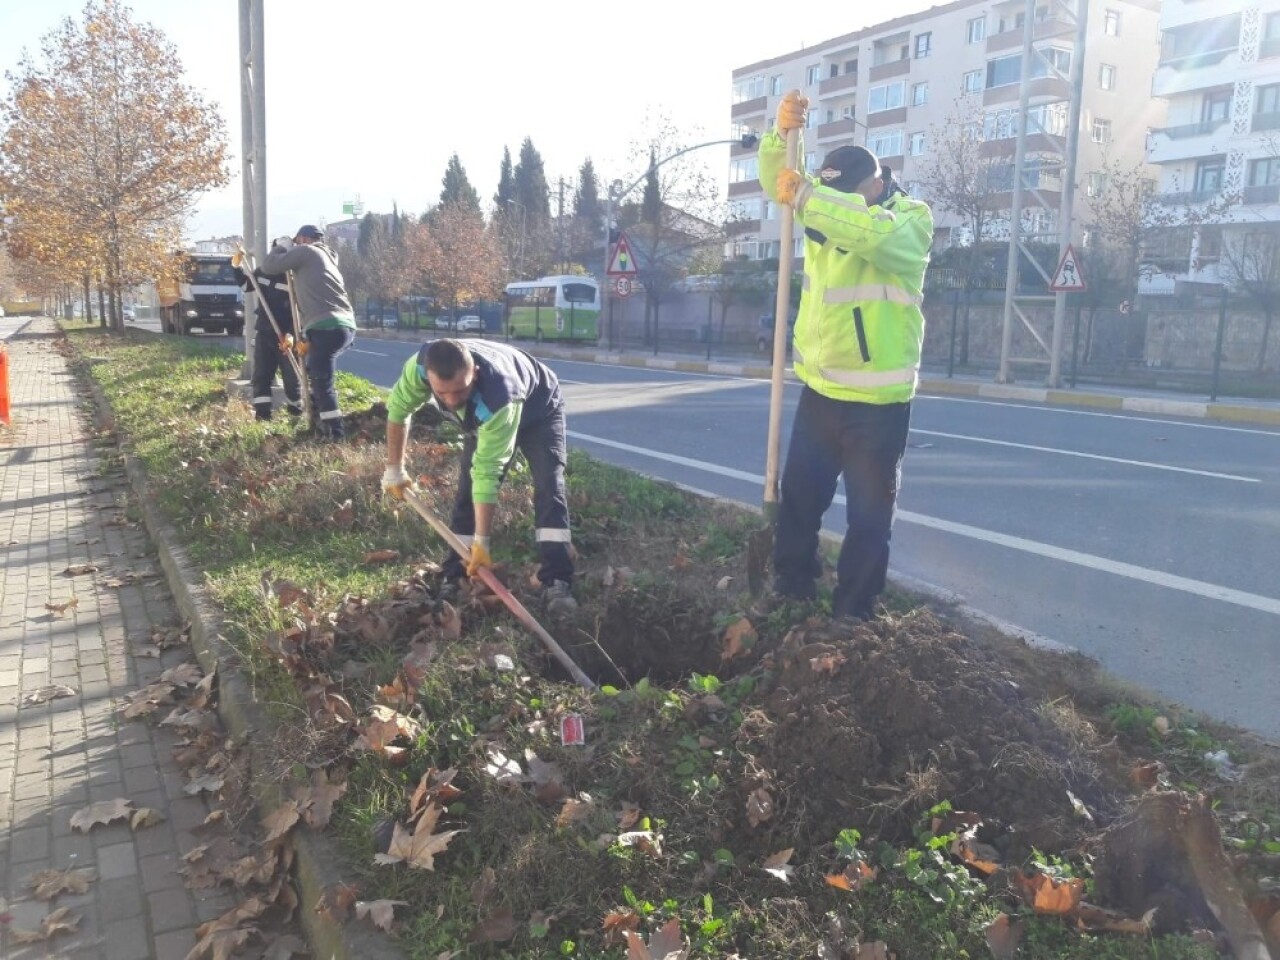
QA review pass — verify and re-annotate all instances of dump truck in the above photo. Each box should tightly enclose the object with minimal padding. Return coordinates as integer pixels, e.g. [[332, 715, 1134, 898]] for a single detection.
[[158, 252, 244, 336]]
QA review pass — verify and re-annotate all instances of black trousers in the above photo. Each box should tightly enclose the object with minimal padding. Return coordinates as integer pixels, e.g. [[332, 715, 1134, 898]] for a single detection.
[[441, 404, 573, 587], [306, 327, 355, 438], [772, 386, 911, 619], [250, 327, 302, 419]]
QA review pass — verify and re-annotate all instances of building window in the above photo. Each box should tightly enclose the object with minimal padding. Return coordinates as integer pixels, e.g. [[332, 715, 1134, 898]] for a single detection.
[[1099, 64, 1116, 90], [1104, 9, 1121, 36], [915, 32, 932, 58], [1249, 157, 1280, 185], [967, 17, 986, 43], [984, 109, 1020, 140], [906, 181, 926, 199], [1040, 47, 1072, 75], [770, 75, 783, 96], [909, 131, 926, 156], [868, 81, 906, 112], [1194, 158, 1224, 193], [734, 74, 766, 103], [867, 129, 904, 157], [807, 108, 820, 129], [844, 58, 859, 74], [1086, 172, 1108, 197], [1256, 83, 1280, 126], [805, 151, 818, 171], [830, 63, 840, 79], [963, 70, 983, 93], [912, 82, 929, 106], [1091, 118, 1112, 143], [806, 63, 821, 86], [729, 157, 759, 183], [987, 55, 1022, 88]]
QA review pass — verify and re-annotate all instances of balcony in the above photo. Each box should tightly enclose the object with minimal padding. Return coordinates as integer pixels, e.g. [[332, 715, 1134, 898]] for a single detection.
[[731, 95, 767, 120], [984, 75, 1070, 106], [816, 117, 863, 142], [728, 180, 760, 198], [1160, 0, 1245, 31], [869, 58, 911, 82], [1153, 119, 1229, 139], [1147, 119, 1231, 164], [979, 132, 1063, 157], [866, 106, 907, 128], [986, 17, 1074, 53], [1155, 189, 1221, 205], [1243, 184, 1280, 205], [819, 72, 858, 96], [1152, 49, 1240, 97]]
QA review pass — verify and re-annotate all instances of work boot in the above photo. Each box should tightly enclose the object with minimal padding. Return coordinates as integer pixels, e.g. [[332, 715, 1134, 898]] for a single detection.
[[285, 401, 303, 418], [437, 578, 463, 605], [253, 403, 273, 422], [543, 580, 577, 618]]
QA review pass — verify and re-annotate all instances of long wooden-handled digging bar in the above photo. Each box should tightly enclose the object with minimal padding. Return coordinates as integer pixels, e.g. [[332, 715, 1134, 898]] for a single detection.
[[235, 246, 312, 424], [400, 488, 597, 692], [284, 273, 314, 427], [747, 123, 800, 597]]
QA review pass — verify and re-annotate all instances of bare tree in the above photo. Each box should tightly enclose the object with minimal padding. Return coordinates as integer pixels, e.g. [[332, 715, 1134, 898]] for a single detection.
[[0, 1, 229, 330], [1220, 225, 1280, 372], [420, 202, 505, 322]]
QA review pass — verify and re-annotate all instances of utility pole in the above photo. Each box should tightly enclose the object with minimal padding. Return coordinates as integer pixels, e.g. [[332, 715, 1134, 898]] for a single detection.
[[238, 0, 267, 377]]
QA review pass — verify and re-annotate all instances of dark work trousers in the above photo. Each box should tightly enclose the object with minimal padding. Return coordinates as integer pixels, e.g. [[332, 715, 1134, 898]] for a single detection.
[[250, 327, 302, 420], [441, 404, 574, 587], [772, 386, 912, 620], [305, 327, 355, 438]]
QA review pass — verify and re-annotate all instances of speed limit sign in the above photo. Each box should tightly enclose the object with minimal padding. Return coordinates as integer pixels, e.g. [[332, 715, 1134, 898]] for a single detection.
[[614, 277, 633, 298]]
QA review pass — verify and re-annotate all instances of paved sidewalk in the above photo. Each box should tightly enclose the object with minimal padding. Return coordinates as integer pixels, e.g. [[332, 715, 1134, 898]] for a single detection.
[[0, 318, 237, 958]]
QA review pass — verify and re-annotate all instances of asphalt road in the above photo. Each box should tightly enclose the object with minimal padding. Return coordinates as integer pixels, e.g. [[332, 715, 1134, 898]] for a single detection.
[[158, 328, 1280, 739]]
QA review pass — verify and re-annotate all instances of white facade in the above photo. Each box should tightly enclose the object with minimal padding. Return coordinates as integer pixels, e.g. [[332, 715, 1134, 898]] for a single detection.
[[1142, 0, 1280, 294], [727, 0, 1163, 261]]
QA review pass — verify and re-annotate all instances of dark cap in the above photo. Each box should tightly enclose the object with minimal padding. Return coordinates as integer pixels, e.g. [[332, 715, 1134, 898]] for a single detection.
[[294, 224, 324, 241], [816, 146, 881, 193]]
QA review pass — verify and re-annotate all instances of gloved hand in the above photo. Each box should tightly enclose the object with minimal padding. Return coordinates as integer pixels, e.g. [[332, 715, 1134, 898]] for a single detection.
[[380, 465, 413, 500], [274, 236, 294, 251], [776, 169, 809, 208], [776, 90, 808, 133], [296, 338, 309, 357], [465, 536, 492, 578], [231, 251, 243, 268]]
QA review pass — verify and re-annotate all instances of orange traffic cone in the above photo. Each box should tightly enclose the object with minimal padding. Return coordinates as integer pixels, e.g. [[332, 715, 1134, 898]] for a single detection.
[[0, 343, 10, 425]]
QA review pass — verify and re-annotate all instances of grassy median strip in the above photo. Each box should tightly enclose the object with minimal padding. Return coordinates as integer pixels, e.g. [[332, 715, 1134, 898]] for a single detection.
[[70, 324, 1276, 960]]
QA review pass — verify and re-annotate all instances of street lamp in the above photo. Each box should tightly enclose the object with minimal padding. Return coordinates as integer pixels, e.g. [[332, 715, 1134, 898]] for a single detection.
[[600, 132, 760, 350]]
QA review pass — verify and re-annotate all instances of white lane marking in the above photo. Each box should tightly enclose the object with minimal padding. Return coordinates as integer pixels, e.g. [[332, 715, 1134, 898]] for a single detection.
[[553, 358, 767, 384], [925, 395, 1280, 437], [569, 430, 1280, 617], [350, 348, 392, 356], [910, 428, 1259, 483]]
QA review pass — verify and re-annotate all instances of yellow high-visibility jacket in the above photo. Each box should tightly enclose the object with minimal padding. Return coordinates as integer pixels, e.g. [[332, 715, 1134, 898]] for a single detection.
[[759, 131, 934, 405]]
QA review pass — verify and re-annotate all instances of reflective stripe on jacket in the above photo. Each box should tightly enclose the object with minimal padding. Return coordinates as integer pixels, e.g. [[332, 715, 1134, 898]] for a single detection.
[[759, 130, 934, 405]]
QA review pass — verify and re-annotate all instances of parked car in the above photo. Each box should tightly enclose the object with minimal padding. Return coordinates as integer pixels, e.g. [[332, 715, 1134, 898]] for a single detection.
[[455, 315, 483, 333], [122, 305, 136, 322], [756, 314, 795, 354]]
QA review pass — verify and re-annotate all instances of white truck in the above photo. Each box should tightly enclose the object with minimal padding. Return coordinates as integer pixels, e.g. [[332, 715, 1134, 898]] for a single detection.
[[158, 253, 244, 336]]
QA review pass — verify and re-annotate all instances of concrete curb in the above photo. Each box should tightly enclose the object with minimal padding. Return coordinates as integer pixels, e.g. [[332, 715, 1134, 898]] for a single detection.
[[75, 355, 404, 960], [353, 328, 1280, 428]]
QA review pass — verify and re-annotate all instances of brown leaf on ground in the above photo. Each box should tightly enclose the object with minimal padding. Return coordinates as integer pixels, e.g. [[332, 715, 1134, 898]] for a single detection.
[[745, 786, 775, 828], [1075, 903, 1157, 935], [809, 650, 847, 675], [294, 768, 347, 830], [617, 801, 642, 830], [824, 860, 877, 892], [187, 670, 217, 710], [356, 705, 422, 755], [44, 597, 79, 615], [314, 882, 359, 923], [557, 796, 596, 827], [160, 662, 203, 686], [761, 848, 795, 882], [373, 807, 463, 871], [130, 808, 164, 830], [270, 578, 309, 608], [9, 906, 80, 944], [1011, 869, 1085, 915], [188, 925, 256, 960], [62, 563, 99, 576], [602, 909, 642, 946], [23, 684, 77, 705], [1130, 761, 1164, 790], [408, 767, 462, 821], [377, 674, 416, 711], [470, 866, 497, 906], [721, 617, 756, 661], [624, 917, 689, 960], [26, 867, 95, 900], [356, 899, 407, 933], [363, 549, 401, 565], [526, 749, 568, 804], [70, 798, 132, 832], [468, 906, 517, 944], [951, 835, 1002, 875], [121, 680, 179, 718], [184, 774, 225, 796], [984, 913, 1024, 958], [617, 830, 664, 857], [262, 800, 301, 844]]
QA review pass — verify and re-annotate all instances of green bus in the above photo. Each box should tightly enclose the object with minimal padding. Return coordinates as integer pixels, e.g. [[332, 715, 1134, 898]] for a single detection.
[[503, 275, 600, 341]]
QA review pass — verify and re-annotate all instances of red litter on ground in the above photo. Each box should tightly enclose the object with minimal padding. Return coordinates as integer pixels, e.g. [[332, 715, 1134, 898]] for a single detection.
[[560, 714, 585, 746]]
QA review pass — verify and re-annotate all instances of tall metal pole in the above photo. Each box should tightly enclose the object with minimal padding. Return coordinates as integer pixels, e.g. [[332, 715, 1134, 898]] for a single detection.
[[238, 0, 267, 376], [1048, 0, 1089, 387]]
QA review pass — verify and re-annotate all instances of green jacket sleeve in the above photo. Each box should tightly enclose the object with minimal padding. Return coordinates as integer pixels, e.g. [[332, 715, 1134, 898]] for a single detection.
[[470, 401, 522, 504], [757, 129, 809, 204], [385, 354, 434, 425], [799, 189, 935, 282]]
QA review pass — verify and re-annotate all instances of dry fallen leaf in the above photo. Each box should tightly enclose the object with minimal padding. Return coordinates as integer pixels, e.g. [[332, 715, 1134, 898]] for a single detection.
[[467, 906, 517, 944], [602, 909, 642, 946], [70, 798, 132, 832], [623, 916, 689, 960], [160, 662, 203, 686], [314, 883, 359, 923], [130, 808, 165, 830], [809, 650, 847, 675], [761, 848, 795, 883], [617, 830, 664, 857], [356, 899, 407, 933], [721, 617, 756, 662], [557, 797, 596, 827], [26, 867, 95, 901], [1012, 870, 1085, 915], [363, 549, 401, 565], [824, 860, 877, 892], [373, 805, 463, 871], [62, 563, 99, 576], [356, 705, 422, 755], [9, 906, 80, 943], [617, 801, 642, 831], [985, 913, 1024, 958], [745, 786, 775, 828], [184, 774, 225, 796], [23, 684, 77, 705], [43, 597, 79, 615], [261, 800, 301, 844], [294, 769, 347, 830]]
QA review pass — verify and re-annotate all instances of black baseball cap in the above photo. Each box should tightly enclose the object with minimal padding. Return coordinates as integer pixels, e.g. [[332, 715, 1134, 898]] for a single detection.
[[294, 224, 324, 241], [817, 146, 881, 193]]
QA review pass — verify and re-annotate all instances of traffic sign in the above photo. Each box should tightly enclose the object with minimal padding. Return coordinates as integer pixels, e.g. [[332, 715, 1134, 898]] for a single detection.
[[614, 277, 633, 298], [606, 233, 638, 277], [1049, 244, 1087, 293]]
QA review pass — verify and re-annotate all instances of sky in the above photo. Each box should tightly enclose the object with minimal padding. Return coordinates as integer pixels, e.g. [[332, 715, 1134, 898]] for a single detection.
[[0, 0, 928, 243]]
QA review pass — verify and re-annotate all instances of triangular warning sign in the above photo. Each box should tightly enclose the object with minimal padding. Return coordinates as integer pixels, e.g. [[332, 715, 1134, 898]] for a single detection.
[[1049, 244, 1087, 292], [606, 234, 638, 277]]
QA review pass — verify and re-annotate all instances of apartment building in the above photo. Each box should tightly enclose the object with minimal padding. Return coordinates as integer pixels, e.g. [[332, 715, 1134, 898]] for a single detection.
[[1141, 0, 1280, 294], [727, 0, 1162, 261]]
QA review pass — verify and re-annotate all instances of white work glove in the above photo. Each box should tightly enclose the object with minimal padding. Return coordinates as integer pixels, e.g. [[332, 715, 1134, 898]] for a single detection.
[[381, 465, 413, 500], [274, 236, 294, 251]]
